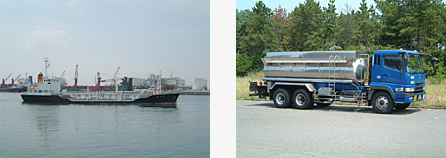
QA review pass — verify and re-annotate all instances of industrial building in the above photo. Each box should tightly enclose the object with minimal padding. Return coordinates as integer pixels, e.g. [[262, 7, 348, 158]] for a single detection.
[[131, 74, 186, 89]]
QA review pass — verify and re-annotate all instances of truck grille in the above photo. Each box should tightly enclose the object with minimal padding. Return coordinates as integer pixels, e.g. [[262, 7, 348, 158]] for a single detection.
[[415, 86, 424, 91], [414, 82, 424, 92]]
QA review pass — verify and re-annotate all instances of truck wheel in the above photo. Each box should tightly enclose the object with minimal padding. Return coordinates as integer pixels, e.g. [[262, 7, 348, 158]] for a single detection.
[[273, 88, 291, 108], [395, 103, 410, 110], [292, 89, 314, 109], [372, 91, 394, 114]]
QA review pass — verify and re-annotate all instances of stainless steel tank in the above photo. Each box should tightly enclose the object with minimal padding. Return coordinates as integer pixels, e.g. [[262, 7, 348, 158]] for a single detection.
[[262, 51, 368, 82]]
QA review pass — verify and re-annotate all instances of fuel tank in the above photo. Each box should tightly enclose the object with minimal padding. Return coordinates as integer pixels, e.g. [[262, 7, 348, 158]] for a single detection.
[[262, 51, 368, 82]]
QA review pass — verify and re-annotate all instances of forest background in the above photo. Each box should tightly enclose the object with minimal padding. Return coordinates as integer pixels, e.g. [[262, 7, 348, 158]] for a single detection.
[[236, 0, 446, 82], [236, 0, 446, 107]]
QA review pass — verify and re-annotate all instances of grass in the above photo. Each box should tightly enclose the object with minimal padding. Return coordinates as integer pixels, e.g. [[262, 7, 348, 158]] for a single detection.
[[236, 72, 446, 109], [236, 71, 265, 100], [411, 79, 446, 109]]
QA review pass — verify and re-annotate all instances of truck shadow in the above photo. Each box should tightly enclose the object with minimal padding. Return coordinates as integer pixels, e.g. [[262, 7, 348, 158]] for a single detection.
[[246, 102, 277, 108], [248, 102, 421, 115], [313, 105, 421, 115]]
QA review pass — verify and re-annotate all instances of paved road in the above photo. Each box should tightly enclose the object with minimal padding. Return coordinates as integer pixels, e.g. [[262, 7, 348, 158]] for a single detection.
[[237, 100, 446, 158]]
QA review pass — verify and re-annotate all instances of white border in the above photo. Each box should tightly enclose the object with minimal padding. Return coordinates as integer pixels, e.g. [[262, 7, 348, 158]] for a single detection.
[[210, 0, 235, 157]]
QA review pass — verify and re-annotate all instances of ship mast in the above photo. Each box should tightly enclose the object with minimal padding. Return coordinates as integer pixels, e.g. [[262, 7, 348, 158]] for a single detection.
[[158, 71, 162, 94], [113, 67, 120, 93], [44, 58, 50, 77]]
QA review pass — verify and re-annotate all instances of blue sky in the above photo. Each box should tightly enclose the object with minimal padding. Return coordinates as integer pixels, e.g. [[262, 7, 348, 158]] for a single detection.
[[0, 0, 209, 85], [237, 0, 377, 14]]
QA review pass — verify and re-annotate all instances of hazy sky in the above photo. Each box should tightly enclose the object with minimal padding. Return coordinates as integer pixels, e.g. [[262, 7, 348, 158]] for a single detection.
[[0, 0, 209, 85], [237, 0, 377, 14]]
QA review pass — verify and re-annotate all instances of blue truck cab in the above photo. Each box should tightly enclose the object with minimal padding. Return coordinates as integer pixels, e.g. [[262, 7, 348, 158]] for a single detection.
[[368, 50, 436, 112]]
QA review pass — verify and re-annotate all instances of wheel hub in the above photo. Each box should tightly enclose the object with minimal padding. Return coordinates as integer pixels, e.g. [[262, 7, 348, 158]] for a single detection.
[[375, 96, 389, 110], [296, 94, 306, 106], [276, 93, 285, 105]]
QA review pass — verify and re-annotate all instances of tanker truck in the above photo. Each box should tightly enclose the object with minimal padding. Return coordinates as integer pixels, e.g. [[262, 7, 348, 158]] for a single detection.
[[249, 50, 437, 113]]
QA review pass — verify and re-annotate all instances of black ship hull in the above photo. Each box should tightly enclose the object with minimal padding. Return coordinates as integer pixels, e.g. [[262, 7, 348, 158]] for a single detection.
[[21, 93, 180, 105], [21, 95, 70, 103]]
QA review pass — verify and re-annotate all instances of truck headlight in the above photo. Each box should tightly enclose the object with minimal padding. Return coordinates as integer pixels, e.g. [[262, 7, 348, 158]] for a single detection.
[[405, 88, 414, 92]]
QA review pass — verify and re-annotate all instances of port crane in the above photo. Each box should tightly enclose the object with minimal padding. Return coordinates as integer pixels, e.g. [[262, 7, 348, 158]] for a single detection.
[[2, 73, 12, 85], [97, 72, 102, 86], [74, 65, 78, 87], [112, 67, 120, 82], [4, 73, 12, 81], [97, 67, 121, 86], [12, 74, 21, 85], [60, 71, 66, 86], [71, 65, 121, 87]]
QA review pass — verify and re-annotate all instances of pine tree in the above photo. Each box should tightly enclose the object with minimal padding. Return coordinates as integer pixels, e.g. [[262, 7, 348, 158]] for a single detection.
[[322, 0, 337, 50], [236, 9, 252, 54], [336, 2, 357, 48], [356, 0, 378, 52], [291, 0, 324, 50], [248, 1, 281, 71]]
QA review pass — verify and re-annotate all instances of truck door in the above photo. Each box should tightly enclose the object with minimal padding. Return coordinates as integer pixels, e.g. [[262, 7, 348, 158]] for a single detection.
[[381, 54, 404, 84]]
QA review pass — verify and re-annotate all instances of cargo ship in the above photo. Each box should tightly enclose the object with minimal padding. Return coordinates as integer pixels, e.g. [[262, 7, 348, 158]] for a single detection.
[[0, 87, 27, 93], [1, 74, 27, 93], [21, 59, 180, 105]]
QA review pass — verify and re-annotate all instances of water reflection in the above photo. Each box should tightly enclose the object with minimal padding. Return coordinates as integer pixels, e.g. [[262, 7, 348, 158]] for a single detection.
[[22, 103, 180, 150], [24, 105, 61, 149], [2, 95, 209, 157], [138, 103, 177, 108]]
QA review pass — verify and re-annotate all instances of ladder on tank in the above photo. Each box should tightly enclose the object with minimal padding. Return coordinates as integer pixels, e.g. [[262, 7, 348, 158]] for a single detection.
[[357, 54, 370, 106], [328, 55, 339, 94]]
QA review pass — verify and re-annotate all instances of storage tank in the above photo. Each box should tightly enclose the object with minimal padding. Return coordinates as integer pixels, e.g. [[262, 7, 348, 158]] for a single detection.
[[192, 78, 206, 90], [206, 77, 210, 90], [262, 51, 367, 82]]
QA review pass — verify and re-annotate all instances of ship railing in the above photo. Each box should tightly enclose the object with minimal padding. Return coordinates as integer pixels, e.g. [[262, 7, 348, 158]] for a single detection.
[[63, 91, 155, 95], [64, 91, 155, 101]]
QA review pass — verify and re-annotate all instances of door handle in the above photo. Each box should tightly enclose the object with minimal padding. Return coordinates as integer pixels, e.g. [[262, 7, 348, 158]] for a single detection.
[[382, 74, 388, 78]]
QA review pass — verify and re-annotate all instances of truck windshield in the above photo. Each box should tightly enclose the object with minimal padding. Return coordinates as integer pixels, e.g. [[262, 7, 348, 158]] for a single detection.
[[406, 54, 424, 74]]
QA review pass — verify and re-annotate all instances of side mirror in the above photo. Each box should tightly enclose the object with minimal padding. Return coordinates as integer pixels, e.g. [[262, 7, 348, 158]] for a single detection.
[[420, 53, 437, 71], [432, 57, 438, 61], [431, 57, 437, 71]]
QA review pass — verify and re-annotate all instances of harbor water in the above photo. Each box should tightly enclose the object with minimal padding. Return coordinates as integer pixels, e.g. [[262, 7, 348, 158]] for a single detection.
[[0, 93, 209, 158]]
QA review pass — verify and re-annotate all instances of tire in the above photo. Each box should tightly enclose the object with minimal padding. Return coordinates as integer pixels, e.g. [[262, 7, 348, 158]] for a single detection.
[[273, 88, 292, 108], [395, 103, 410, 110], [292, 89, 314, 109], [316, 103, 332, 107], [372, 91, 394, 114]]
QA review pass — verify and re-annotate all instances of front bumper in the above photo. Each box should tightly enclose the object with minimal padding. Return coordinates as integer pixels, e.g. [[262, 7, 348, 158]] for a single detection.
[[404, 91, 426, 103]]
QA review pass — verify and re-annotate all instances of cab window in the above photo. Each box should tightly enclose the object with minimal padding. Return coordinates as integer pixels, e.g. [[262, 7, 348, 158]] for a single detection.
[[384, 54, 403, 71]]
